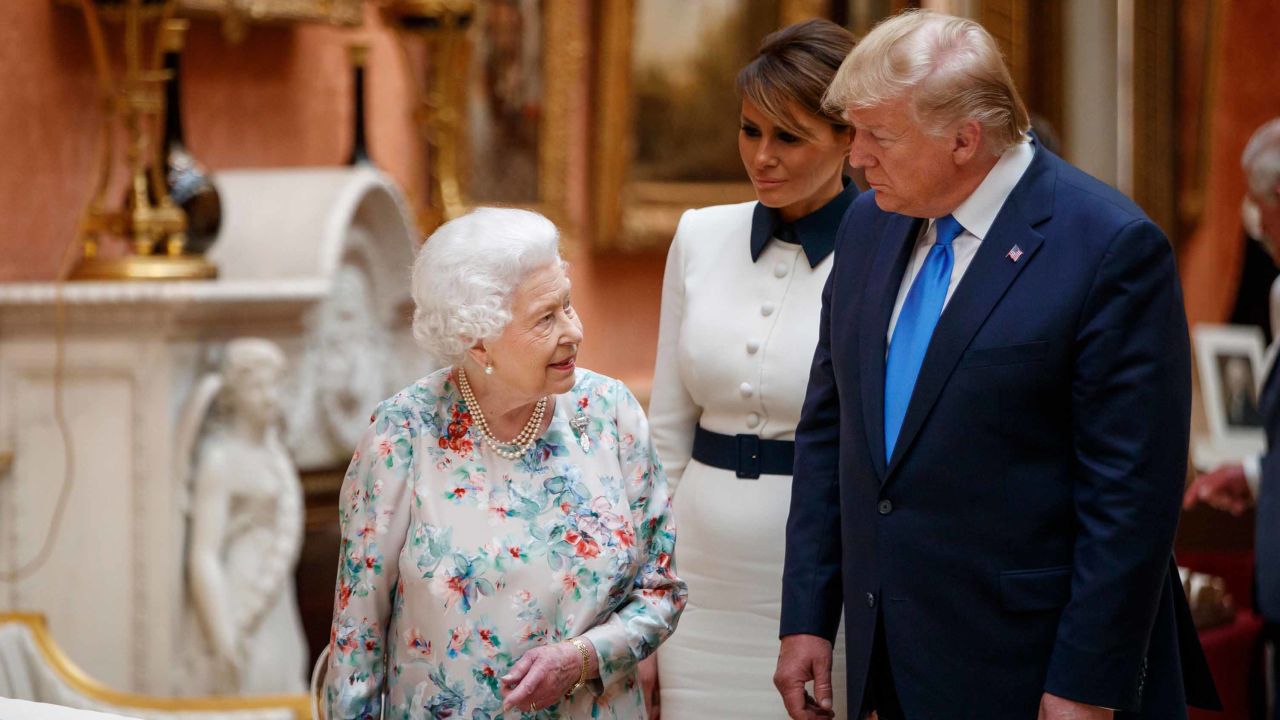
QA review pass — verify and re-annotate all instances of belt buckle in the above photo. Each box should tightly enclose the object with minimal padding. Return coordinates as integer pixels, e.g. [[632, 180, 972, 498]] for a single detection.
[[735, 434, 760, 479]]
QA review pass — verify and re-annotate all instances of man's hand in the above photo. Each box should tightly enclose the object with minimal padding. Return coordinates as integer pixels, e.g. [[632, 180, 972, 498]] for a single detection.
[[1182, 463, 1253, 515], [774, 634, 836, 720], [638, 654, 660, 720], [1037, 692, 1113, 720]]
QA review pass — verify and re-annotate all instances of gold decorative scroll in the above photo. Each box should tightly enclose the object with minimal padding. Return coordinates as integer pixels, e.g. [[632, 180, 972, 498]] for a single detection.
[[0, 613, 310, 719], [177, 0, 363, 26]]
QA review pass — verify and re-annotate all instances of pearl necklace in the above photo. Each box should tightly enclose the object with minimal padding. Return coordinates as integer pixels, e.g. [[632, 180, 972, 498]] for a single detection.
[[456, 367, 548, 461]]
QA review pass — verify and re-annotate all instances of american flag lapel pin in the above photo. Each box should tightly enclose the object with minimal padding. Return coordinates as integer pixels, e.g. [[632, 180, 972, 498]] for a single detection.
[[1006, 244, 1024, 263]]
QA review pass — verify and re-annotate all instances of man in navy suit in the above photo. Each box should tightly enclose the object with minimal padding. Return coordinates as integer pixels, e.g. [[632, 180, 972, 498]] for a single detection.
[[1184, 116, 1280, 719], [773, 10, 1219, 720]]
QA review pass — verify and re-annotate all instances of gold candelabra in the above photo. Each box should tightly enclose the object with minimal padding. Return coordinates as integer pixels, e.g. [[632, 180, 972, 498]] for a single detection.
[[381, 0, 476, 235], [71, 0, 216, 281]]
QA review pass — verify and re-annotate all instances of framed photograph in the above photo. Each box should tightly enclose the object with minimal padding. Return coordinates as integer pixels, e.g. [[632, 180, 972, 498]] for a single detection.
[[1192, 323, 1268, 467]]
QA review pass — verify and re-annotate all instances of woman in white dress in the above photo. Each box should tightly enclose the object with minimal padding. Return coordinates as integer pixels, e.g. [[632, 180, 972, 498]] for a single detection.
[[646, 18, 858, 720]]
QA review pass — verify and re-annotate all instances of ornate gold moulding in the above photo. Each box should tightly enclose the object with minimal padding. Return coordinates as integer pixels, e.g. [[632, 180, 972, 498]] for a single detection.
[[0, 612, 310, 719], [380, 0, 476, 234], [64, 0, 365, 27], [65, 0, 218, 281], [71, 254, 218, 281], [178, 0, 364, 26]]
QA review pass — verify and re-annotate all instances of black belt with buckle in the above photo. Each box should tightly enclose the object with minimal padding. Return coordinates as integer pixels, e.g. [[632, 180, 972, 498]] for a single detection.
[[691, 424, 795, 479]]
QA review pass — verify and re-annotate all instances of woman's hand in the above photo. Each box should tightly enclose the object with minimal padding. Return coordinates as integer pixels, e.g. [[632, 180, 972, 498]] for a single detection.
[[501, 639, 599, 714], [638, 654, 660, 720]]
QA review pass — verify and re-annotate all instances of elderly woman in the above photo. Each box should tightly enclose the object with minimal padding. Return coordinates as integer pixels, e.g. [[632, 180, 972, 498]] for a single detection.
[[325, 208, 686, 719]]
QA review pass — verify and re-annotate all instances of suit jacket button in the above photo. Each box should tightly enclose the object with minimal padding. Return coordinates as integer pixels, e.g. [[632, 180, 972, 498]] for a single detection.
[[866, 592, 876, 608], [878, 499, 893, 515]]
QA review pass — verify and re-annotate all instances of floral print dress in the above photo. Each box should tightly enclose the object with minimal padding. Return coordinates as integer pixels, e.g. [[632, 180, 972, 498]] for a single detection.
[[326, 367, 687, 720]]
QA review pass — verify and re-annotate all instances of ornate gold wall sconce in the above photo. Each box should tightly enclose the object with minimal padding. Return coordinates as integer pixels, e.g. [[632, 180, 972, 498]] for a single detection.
[[70, 0, 216, 280], [379, 0, 476, 235]]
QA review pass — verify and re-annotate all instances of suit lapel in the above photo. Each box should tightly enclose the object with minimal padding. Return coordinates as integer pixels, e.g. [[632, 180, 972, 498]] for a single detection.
[[883, 148, 1057, 481], [1261, 351, 1280, 424], [859, 214, 922, 481]]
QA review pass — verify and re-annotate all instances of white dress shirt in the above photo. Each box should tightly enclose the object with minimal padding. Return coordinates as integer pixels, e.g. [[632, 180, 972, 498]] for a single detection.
[[887, 140, 1036, 342]]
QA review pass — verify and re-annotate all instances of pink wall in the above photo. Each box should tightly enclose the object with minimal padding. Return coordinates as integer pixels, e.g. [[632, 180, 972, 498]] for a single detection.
[[0, 3, 423, 279], [0, 2, 663, 386], [0, 3, 101, 280], [1176, 1, 1280, 326]]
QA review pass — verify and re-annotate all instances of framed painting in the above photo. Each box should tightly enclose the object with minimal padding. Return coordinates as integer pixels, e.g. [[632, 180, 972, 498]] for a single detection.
[[462, 0, 580, 233], [592, 0, 914, 252], [593, 0, 792, 252]]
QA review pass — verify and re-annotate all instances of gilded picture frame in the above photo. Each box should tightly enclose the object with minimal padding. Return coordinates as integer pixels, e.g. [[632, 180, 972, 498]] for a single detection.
[[462, 0, 582, 238], [592, 0, 905, 252], [593, 0, 790, 252], [177, 0, 363, 26]]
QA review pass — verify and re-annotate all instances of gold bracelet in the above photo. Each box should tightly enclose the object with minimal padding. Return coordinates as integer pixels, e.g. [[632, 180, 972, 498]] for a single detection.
[[566, 636, 591, 696]]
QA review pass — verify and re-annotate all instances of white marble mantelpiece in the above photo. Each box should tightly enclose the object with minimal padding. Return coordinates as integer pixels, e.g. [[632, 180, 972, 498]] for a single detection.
[[0, 279, 323, 336], [0, 167, 428, 695]]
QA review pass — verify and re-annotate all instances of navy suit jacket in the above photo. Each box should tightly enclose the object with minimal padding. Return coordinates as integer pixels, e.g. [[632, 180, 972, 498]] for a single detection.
[[781, 144, 1221, 718], [1257, 358, 1280, 621]]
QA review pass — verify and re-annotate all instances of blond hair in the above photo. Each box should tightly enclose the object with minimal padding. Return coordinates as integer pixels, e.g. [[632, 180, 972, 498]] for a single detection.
[[823, 9, 1029, 153], [737, 18, 856, 141]]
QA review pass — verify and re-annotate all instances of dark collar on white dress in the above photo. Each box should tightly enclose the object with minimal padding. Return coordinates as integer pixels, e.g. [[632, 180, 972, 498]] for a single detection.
[[749, 176, 857, 267]]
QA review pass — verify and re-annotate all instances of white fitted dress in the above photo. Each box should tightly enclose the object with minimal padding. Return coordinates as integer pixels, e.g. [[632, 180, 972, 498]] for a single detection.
[[650, 189, 854, 719]]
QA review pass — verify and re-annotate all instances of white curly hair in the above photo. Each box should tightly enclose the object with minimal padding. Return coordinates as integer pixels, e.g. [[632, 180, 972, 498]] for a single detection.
[[411, 208, 563, 367], [1244, 118, 1280, 206]]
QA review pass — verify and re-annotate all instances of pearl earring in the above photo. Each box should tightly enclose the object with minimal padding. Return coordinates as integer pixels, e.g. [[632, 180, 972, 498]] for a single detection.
[[484, 364, 494, 375]]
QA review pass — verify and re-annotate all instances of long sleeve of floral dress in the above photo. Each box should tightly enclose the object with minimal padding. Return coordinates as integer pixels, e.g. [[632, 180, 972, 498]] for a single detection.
[[579, 377, 685, 691], [326, 368, 686, 720], [326, 395, 417, 720]]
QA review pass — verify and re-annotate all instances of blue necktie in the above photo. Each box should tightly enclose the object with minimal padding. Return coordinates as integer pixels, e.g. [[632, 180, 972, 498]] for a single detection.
[[884, 214, 964, 460]]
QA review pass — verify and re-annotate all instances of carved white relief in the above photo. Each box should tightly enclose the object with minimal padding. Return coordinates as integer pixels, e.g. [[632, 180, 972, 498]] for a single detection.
[[287, 259, 392, 467]]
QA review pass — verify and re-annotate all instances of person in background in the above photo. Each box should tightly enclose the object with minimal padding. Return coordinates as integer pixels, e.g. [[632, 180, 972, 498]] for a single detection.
[[1185, 116, 1280, 720], [324, 208, 686, 720], [646, 18, 857, 720]]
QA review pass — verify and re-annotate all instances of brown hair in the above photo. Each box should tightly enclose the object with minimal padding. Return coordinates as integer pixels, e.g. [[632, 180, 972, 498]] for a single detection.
[[736, 18, 857, 141]]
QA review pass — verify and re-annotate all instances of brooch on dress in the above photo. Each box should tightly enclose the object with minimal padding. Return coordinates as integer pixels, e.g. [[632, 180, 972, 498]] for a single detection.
[[570, 412, 591, 452]]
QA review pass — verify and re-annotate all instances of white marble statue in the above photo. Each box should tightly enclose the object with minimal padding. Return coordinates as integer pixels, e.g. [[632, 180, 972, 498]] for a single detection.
[[178, 338, 308, 695]]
